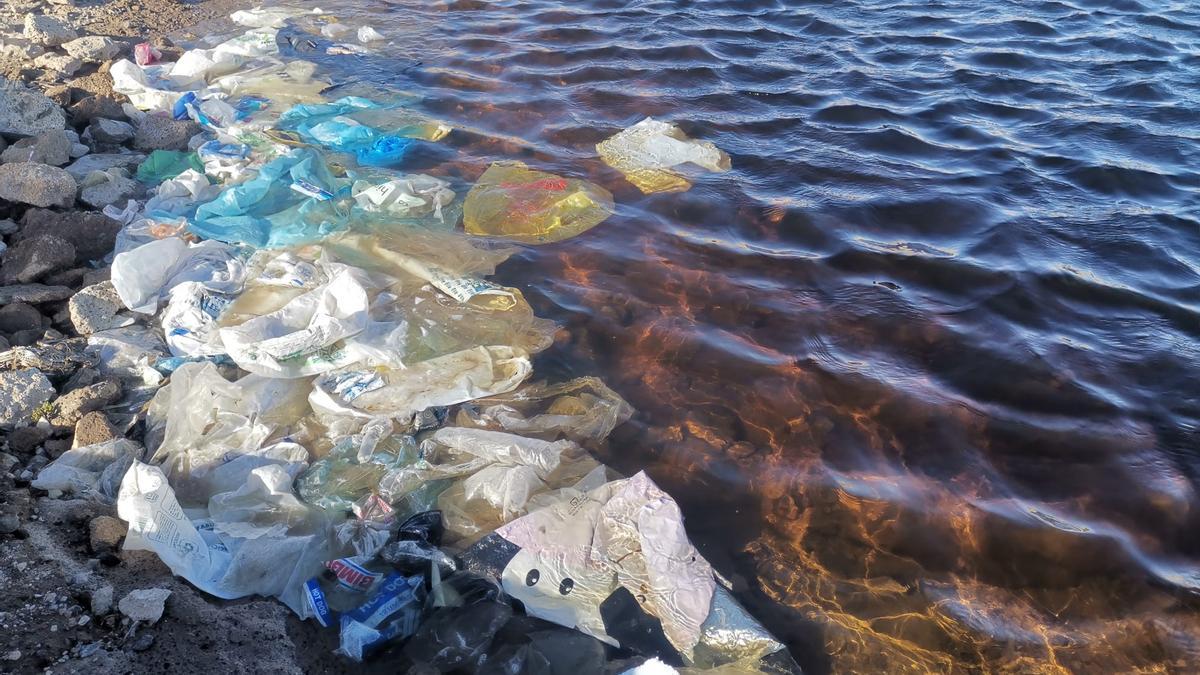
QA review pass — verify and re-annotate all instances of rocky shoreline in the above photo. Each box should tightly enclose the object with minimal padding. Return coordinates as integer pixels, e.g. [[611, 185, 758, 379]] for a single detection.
[[0, 2, 351, 673]]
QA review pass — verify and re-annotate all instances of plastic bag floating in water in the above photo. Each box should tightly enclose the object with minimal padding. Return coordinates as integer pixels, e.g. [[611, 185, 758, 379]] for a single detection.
[[463, 162, 614, 245], [596, 117, 730, 194]]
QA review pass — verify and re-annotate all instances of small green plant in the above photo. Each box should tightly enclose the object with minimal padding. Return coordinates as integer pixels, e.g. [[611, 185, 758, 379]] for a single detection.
[[30, 401, 54, 424]]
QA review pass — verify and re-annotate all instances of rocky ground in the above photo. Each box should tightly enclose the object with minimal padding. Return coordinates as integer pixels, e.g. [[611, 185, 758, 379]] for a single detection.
[[0, 1, 367, 673]]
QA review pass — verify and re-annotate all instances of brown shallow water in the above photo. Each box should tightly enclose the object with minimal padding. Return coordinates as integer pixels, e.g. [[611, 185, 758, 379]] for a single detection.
[[261, 0, 1200, 671]]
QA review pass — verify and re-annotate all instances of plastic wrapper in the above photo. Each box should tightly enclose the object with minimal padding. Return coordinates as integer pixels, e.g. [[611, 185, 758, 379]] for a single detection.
[[31, 439, 143, 502], [134, 42, 161, 67], [110, 59, 181, 112], [208, 462, 315, 539], [596, 117, 731, 194], [458, 377, 634, 445], [118, 461, 335, 619], [85, 326, 167, 387], [463, 162, 614, 245], [161, 281, 233, 357], [309, 345, 532, 427], [191, 148, 351, 248], [218, 264, 370, 377], [136, 150, 204, 185], [198, 140, 253, 183], [405, 573, 512, 671], [336, 573, 424, 661], [111, 237, 246, 315]]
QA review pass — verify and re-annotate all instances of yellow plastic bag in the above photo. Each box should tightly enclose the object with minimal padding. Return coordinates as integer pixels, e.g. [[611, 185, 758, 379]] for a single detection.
[[463, 162, 614, 245]]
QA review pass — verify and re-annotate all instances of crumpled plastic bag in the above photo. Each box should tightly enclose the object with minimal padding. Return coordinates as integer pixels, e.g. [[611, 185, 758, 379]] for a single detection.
[[463, 162, 614, 245], [296, 423, 418, 512], [110, 60, 182, 112], [85, 326, 167, 386], [309, 345, 532, 426], [161, 281, 233, 357], [111, 237, 246, 314], [118, 460, 335, 619], [168, 28, 279, 86], [144, 169, 220, 217], [191, 148, 350, 248], [208, 463, 315, 539], [219, 264, 370, 378], [596, 117, 731, 194], [31, 438, 143, 502], [457, 377, 634, 445], [377, 427, 601, 544], [197, 140, 253, 183], [351, 173, 454, 221], [230, 6, 317, 29]]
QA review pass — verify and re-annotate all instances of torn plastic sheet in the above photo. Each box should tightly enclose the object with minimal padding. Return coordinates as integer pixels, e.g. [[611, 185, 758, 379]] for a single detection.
[[595, 117, 731, 194], [275, 96, 451, 159], [118, 461, 334, 618], [350, 173, 454, 221]]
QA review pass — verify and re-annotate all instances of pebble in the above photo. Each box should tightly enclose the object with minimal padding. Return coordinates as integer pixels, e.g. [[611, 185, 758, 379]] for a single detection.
[[118, 588, 170, 623]]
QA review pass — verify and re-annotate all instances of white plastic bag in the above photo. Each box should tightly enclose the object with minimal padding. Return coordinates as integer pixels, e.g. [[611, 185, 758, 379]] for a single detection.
[[351, 174, 453, 219], [208, 463, 314, 539], [161, 281, 233, 357], [144, 169, 221, 217], [109, 60, 181, 112], [111, 237, 245, 314], [596, 117, 731, 194], [219, 266, 370, 378]]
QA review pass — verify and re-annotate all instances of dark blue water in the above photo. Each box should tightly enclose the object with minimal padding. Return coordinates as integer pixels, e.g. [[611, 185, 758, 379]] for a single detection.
[[276, 0, 1200, 670]]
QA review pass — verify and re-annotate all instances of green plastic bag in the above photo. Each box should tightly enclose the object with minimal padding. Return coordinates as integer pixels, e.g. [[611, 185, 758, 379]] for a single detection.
[[136, 150, 204, 185]]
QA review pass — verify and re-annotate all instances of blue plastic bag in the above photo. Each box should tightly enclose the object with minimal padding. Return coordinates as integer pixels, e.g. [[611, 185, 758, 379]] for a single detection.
[[275, 96, 442, 168], [190, 148, 350, 248]]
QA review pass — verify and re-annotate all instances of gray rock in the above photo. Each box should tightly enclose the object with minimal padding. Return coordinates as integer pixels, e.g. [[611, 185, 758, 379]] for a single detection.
[[0, 368, 55, 428], [82, 267, 110, 286], [61, 36, 119, 63], [1, 234, 75, 281], [0, 302, 45, 333], [70, 142, 89, 158], [49, 378, 120, 428], [0, 163, 76, 207], [0, 80, 67, 137], [18, 209, 122, 262], [64, 152, 144, 182], [1, 235, 76, 283], [88, 118, 134, 145], [133, 115, 199, 151], [0, 284, 74, 304], [68, 281, 123, 334], [33, 52, 81, 77], [79, 168, 138, 209], [90, 584, 113, 615], [0, 513, 19, 534], [88, 515, 126, 552], [68, 95, 126, 127], [0, 130, 72, 166], [73, 410, 119, 447], [9, 329, 43, 346], [7, 425, 49, 454], [0, 219, 17, 235], [22, 15, 78, 47], [118, 588, 171, 624]]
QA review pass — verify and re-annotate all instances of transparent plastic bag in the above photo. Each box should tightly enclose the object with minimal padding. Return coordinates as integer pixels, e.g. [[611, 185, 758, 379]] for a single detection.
[[596, 117, 731, 194], [31, 438, 143, 501], [463, 162, 614, 245], [457, 377, 634, 445], [296, 425, 418, 512]]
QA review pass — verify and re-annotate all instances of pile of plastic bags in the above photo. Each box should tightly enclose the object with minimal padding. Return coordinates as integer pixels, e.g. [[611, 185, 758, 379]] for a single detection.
[[34, 7, 784, 673]]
